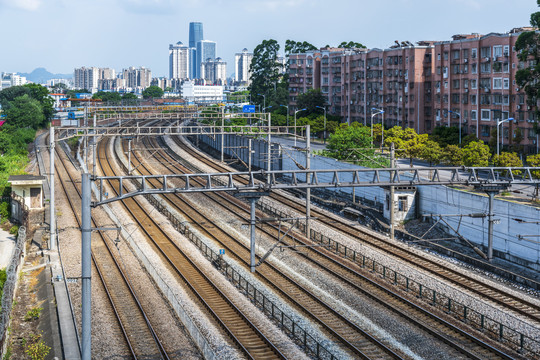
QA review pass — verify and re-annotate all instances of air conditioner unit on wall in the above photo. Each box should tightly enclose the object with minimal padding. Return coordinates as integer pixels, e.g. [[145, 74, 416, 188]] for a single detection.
[[517, 105, 521, 109]]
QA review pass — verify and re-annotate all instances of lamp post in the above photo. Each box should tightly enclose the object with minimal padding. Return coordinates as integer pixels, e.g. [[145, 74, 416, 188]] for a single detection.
[[316, 105, 327, 143], [497, 117, 514, 156], [449, 110, 462, 145], [294, 108, 307, 147], [280, 104, 290, 135], [371, 108, 384, 148], [257, 93, 266, 114], [263, 106, 272, 113]]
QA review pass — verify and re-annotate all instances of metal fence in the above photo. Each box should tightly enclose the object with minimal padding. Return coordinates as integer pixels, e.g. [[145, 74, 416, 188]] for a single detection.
[[257, 199, 540, 358], [144, 193, 338, 360], [0, 226, 27, 355]]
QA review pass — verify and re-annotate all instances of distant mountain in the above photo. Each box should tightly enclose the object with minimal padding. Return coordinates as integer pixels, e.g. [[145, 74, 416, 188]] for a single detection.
[[19, 68, 72, 84]]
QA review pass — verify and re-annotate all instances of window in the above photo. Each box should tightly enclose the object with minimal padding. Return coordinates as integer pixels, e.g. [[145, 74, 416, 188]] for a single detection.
[[519, 95, 525, 104], [452, 50, 460, 60], [471, 48, 478, 58], [481, 125, 490, 137], [481, 109, 491, 121], [480, 62, 491, 73], [464, 79, 469, 88], [480, 78, 490, 89], [462, 49, 469, 58], [471, 110, 477, 120], [398, 196, 408, 212], [437, 53, 441, 61], [471, 79, 477, 89], [471, 95, 477, 105], [472, 63, 477, 74], [503, 78, 509, 89], [452, 64, 460, 74], [493, 78, 503, 89], [480, 47, 491, 58], [503, 95, 509, 105], [444, 52, 449, 60], [503, 62, 510, 72], [503, 45, 510, 56], [462, 64, 468, 73], [452, 79, 460, 89], [493, 45, 503, 58], [444, 81, 448, 89], [452, 93, 460, 104]]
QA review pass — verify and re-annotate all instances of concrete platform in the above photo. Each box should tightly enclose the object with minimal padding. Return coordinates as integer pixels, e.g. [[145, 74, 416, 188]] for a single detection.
[[0, 229, 16, 269]]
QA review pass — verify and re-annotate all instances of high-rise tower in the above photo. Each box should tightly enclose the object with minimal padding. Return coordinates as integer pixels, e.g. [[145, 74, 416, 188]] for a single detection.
[[196, 40, 216, 79], [189, 22, 203, 48], [169, 42, 190, 79]]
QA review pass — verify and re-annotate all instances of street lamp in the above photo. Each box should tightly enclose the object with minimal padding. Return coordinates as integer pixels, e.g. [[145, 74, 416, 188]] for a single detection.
[[280, 104, 290, 133], [316, 105, 327, 143], [448, 110, 462, 145], [294, 108, 307, 147], [497, 117, 514, 156], [263, 106, 272, 113], [371, 108, 384, 148], [257, 93, 266, 113]]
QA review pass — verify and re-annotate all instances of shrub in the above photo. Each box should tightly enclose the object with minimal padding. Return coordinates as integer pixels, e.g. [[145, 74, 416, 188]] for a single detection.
[[9, 225, 18, 235], [24, 307, 42, 321]]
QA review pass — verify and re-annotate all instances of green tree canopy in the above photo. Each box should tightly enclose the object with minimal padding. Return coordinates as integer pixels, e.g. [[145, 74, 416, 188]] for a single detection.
[[527, 153, 540, 178], [419, 140, 443, 166], [296, 89, 326, 114], [442, 145, 464, 166], [66, 89, 90, 98], [325, 123, 373, 160], [515, 1, 540, 132], [461, 141, 490, 166], [93, 91, 122, 102], [338, 41, 366, 49], [429, 126, 460, 147], [142, 86, 164, 99], [285, 40, 318, 56], [122, 93, 138, 100], [248, 39, 283, 107], [3, 94, 46, 130]]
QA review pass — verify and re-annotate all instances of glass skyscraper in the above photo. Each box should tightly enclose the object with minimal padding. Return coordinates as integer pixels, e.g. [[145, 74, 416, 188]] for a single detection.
[[189, 22, 203, 48], [196, 40, 216, 79]]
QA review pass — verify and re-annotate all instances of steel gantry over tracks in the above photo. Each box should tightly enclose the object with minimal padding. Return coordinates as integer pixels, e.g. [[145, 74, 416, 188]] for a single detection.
[[91, 166, 540, 206]]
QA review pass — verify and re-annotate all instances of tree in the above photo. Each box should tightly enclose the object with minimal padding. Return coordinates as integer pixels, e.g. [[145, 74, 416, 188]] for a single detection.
[[493, 152, 523, 176], [338, 41, 366, 49], [325, 123, 373, 160], [384, 126, 427, 165], [248, 39, 283, 107], [296, 89, 326, 114], [3, 94, 45, 129], [419, 140, 443, 166], [461, 141, 490, 167], [142, 86, 164, 99], [461, 134, 479, 147], [527, 153, 540, 178], [430, 126, 460, 147], [93, 91, 122, 102], [442, 145, 464, 165], [285, 40, 317, 58], [122, 93, 138, 100], [66, 89, 90, 98], [515, 2, 540, 135]]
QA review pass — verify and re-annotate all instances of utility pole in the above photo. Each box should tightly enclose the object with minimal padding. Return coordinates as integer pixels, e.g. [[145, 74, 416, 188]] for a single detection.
[[221, 106, 225, 163], [390, 143, 395, 241], [248, 138, 252, 172], [267, 113, 271, 183], [306, 125, 311, 237], [49, 126, 55, 250], [81, 172, 91, 360], [92, 114, 97, 177]]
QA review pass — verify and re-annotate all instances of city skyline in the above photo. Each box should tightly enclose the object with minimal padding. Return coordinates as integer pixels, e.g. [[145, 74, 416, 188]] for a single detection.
[[0, 0, 537, 77]]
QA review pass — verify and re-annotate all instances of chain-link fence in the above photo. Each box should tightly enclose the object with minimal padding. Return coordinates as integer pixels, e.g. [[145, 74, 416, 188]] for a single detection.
[[0, 226, 27, 355]]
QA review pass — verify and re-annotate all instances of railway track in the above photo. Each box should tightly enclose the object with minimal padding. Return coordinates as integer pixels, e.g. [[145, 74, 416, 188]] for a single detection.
[[137, 135, 520, 359], [53, 135, 170, 359], [126, 136, 403, 359], [170, 134, 540, 326], [98, 136, 286, 360]]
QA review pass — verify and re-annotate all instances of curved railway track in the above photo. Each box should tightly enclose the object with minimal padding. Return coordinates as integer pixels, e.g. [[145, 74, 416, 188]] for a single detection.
[[98, 136, 286, 360], [136, 135, 519, 359], [125, 136, 403, 359], [169, 134, 540, 326], [53, 134, 170, 359]]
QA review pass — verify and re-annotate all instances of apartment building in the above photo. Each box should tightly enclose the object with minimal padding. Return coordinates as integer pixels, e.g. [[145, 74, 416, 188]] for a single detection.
[[288, 27, 539, 152], [201, 57, 227, 85], [122, 66, 152, 90], [169, 42, 191, 80], [234, 48, 253, 85], [433, 28, 537, 150]]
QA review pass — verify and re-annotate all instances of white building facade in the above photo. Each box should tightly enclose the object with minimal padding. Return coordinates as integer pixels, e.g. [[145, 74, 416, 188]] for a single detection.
[[181, 81, 224, 103], [234, 48, 253, 85], [169, 42, 191, 80]]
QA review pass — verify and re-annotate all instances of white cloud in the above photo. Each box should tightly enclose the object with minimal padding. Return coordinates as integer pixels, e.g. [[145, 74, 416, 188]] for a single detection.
[[0, 0, 42, 11], [116, 0, 176, 15]]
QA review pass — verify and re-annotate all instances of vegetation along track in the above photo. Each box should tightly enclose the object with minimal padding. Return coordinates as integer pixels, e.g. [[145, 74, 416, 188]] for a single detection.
[[139, 135, 519, 360], [170, 134, 540, 326], [128, 135, 410, 359], [98, 136, 286, 360], [53, 134, 170, 359]]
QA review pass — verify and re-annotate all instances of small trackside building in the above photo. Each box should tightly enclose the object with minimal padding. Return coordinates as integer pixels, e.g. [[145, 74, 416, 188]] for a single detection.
[[8, 175, 46, 210]]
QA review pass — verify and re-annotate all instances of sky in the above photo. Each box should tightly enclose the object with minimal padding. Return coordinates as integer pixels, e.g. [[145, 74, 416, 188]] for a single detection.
[[0, 0, 538, 78]]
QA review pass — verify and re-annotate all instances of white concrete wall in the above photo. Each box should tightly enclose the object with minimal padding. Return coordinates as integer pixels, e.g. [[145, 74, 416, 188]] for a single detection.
[[283, 151, 540, 267]]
